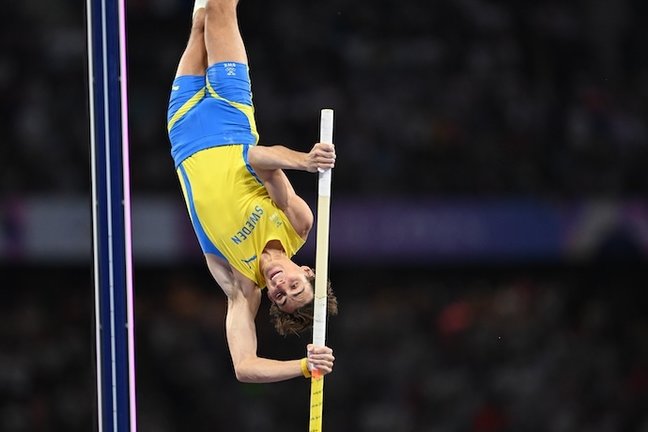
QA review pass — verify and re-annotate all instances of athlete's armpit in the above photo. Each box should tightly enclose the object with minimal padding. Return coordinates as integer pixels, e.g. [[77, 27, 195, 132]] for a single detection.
[[258, 169, 313, 239]]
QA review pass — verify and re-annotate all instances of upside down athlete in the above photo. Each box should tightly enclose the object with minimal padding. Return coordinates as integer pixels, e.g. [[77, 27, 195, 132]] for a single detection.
[[166, 0, 337, 383]]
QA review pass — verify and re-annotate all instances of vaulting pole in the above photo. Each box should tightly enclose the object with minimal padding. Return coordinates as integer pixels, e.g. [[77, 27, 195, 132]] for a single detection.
[[309, 108, 334, 432]]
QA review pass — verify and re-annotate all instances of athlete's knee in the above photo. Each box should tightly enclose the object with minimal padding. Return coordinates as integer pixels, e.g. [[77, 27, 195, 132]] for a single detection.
[[205, 0, 238, 21]]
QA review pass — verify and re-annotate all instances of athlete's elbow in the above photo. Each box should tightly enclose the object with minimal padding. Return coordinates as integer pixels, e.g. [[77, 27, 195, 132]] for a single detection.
[[233, 360, 259, 383], [233, 363, 252, 382], [235, 368, 265, 383], [299, 208, 314, 237], [234, 368, 253, 383], [300, 215, 313, 238], [274, 195, 291, 211]]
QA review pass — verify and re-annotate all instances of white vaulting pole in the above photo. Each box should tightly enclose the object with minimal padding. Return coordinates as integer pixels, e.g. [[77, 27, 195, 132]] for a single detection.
[[309, 109, 334, 432]]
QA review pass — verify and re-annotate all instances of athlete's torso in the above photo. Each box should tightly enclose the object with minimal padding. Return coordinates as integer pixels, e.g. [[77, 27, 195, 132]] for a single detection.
[[178, 145, 305, 287]]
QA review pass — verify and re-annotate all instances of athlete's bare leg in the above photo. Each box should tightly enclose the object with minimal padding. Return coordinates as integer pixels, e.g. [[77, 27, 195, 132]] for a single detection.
[[204, 0, 248, 66], [175, 8, 208, 77]]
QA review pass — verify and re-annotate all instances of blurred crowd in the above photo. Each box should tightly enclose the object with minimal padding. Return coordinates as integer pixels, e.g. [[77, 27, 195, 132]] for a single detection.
[[1, 0, 647, 197], [2, 265, 647, 431]]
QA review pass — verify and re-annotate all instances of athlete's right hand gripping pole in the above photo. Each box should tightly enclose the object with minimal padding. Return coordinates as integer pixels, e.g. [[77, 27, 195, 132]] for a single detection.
[[309, 109, 333, 432]]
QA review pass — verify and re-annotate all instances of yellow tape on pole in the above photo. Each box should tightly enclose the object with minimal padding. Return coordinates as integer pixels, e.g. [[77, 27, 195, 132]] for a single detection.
[[309, 109, 333, 432], [309, 372, 325, 431]]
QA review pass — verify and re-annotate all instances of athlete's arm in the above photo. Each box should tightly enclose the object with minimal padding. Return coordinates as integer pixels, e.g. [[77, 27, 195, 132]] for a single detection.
[[248, 143, 334, 238], [248, 143, 335, 173], [205, 255, 334, 383], [255, 168, 314, 239]]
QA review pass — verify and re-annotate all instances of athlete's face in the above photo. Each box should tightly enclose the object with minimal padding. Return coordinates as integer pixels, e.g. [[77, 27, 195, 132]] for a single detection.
[[264, 262, 314, 313]]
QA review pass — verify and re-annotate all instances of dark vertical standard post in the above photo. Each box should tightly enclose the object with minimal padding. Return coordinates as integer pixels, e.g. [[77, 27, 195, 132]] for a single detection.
[[86, 0, 136, 430]]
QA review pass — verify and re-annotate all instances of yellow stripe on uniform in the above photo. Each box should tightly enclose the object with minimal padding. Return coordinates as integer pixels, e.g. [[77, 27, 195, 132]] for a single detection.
[[205, 80, 259, 144], [167, 88, 206, 133]]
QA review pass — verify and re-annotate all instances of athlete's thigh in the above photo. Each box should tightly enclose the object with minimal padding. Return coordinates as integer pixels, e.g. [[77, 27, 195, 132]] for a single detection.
[[175, 10, 208, 77], [205, 2, 248, 65]]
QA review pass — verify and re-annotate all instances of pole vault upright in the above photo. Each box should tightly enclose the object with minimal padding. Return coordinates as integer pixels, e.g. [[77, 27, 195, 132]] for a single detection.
[[86, 0, 137, 430], [309, 109, 334, 432]]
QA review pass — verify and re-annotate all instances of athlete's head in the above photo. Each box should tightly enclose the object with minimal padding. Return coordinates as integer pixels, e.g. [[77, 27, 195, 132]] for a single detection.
[[264, 260, 314, 312], [263, 261, 338, 336]]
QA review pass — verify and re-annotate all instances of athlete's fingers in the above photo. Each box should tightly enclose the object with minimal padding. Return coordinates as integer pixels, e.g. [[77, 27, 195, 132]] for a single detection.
[[308, 359, 334, 374], [310, 359, 334, 369], [314, 153, 335, 169], [314, 142, 335, 153], [316, 152, 335, 161], [307, 144, 335, 173], [306, 345, 335, 375], [311, 364, 333, 375], [307, 344, 333, 355], [309, 353, 335, 363], [313, 143, 336, 160], [317, 160, 335, 170]]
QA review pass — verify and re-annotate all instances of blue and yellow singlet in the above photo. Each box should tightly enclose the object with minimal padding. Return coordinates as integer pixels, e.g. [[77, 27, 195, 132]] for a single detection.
[[167, 62, 305, 287]]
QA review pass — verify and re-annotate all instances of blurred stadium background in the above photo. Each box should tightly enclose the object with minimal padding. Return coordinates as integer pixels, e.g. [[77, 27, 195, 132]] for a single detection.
[[2, 0, 648, 431]]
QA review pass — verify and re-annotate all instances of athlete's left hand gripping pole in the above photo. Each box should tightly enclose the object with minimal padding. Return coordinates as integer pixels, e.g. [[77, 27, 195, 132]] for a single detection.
[[309, 109, 334, 432]]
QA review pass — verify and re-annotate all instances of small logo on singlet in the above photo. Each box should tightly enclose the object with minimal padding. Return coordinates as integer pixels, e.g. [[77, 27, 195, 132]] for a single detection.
[[242, 255, 257, 269], [223, 63, 237, 76], [172, 85, 180, 91], [270, 213, 283, 228]]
